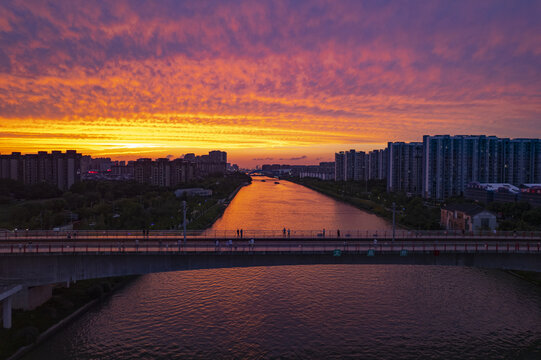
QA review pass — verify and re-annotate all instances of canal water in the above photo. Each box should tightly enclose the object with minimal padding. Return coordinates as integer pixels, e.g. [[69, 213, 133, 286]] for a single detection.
[[23, 178, 541, 359]]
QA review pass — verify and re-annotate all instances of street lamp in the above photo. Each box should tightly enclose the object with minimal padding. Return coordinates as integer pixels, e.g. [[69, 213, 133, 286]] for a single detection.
[[182, 200, 187, 245], [392, 202, 396, 243]]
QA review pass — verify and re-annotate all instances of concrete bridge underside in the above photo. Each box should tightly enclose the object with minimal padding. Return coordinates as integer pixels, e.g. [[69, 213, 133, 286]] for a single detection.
[[2, 252, 540, 288]]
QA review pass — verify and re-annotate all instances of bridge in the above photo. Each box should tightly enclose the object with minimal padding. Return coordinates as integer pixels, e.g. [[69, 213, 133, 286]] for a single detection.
[[1, 229, 540, 328]]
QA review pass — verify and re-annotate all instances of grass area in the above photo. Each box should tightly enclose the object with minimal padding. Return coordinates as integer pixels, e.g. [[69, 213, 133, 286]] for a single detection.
[[188, 201, 227, 230]]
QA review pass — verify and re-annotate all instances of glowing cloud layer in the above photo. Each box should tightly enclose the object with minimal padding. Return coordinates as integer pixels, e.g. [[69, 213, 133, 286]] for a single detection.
[[1, 0, 540, 166]]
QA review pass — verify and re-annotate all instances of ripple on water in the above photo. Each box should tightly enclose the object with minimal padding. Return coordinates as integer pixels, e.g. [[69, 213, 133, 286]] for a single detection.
[[21, 265, 541, 360]]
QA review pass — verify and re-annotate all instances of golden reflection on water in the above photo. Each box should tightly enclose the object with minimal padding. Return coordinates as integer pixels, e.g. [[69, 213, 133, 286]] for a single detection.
[[211, 177, 392, 232]]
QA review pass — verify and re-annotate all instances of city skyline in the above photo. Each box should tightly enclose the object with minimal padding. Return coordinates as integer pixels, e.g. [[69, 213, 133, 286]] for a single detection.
[[1, 1, 540, 167]]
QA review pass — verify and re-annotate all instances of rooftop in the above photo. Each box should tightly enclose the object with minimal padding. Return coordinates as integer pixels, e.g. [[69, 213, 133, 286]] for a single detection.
[[442, 203, 491, 216]]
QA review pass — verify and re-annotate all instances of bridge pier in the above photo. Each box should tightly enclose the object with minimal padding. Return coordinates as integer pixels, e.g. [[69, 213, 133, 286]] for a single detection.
[[0, 284, 22, 329], [2, 296, 12, 329]]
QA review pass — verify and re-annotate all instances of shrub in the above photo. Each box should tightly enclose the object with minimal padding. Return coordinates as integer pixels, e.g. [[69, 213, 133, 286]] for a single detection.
[[86, 284, 104, 299], [15, 326, 39, 345]]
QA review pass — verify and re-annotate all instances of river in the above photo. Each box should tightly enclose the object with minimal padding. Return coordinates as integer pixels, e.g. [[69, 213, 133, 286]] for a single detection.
[[23, 177, 541, 359]]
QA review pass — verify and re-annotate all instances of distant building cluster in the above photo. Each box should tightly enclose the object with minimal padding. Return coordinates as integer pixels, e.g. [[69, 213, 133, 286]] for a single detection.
[[334, 149, 388, 182], [260, 163, 335, 180], [1, 150, 233, 191], [298, 162, 335, 180], [335, 135, 541, 200], [0, 150, 82, 190], [85, 150, 229, 186]]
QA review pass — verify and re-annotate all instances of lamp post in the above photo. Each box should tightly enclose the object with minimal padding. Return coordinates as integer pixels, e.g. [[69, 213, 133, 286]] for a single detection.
[[392, 202, 396, 243], [182, 200, 187, 245]]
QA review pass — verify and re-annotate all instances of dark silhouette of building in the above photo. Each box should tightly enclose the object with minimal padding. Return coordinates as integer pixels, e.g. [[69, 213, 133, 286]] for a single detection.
[[0, 150, 82, 190]]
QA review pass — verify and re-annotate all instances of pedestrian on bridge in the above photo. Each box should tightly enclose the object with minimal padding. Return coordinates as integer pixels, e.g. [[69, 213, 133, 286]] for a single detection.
[[287, 229, 291, 238], [240, 229, 243, 238], [337, 229, 341, 238]]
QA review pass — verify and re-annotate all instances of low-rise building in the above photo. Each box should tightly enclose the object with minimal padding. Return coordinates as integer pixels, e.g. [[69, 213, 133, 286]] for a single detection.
[[465, 182, 541, 207], [174, 188, 212, 197], [441, 204, 497, 232], [464, 182, 521, 204]]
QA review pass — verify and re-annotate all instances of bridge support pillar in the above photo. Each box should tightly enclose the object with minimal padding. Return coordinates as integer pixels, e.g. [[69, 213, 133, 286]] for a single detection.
[[2, 296, 12, 329]]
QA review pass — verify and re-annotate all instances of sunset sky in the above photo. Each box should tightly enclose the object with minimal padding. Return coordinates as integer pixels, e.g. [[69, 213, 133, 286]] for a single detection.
[[1, 0, 540, 167]]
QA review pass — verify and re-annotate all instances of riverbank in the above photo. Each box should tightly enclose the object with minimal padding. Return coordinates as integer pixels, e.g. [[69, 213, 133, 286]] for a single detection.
[[287, 177, 441, 230], [507, 271, 541, 287], [1, 276, 136, 360], [187, 180, 251, 230]]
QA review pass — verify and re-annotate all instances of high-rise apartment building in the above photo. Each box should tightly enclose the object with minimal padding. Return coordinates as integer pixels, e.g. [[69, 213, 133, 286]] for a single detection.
[[0, 150, 81, 190], [152, 158, 172, 187], [368, 149, 388, 180], [387, 142, 423, 195], [344, 150, 355, 180], [335, 149, 386, 182], [422, 135, 541, 200], [196, 150, 227, 176], [334, 152, 345, 181], [134, 158, 153, 184]]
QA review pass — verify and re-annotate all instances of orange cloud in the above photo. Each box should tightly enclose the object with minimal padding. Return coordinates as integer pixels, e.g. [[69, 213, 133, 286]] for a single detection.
[[0, 1, 540, 166]]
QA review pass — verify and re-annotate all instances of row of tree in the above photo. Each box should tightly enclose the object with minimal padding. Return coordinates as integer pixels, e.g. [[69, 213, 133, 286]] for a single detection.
[[290, 177, 541, 231], [0, 173, 251, 230]]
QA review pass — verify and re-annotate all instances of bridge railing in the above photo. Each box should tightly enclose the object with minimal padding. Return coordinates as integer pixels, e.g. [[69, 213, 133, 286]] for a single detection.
[[1, 239, 540, 255], [1, 229, 541, 241]]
